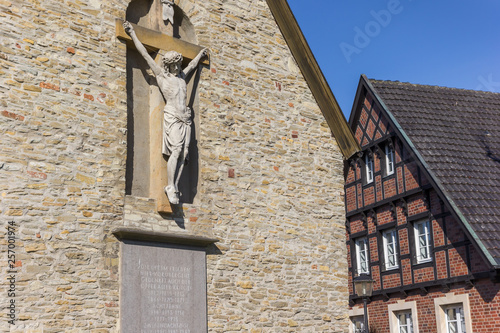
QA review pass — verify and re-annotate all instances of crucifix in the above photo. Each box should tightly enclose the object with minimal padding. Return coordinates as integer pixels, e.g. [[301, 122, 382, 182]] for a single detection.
[[116, 17, 209, 212]]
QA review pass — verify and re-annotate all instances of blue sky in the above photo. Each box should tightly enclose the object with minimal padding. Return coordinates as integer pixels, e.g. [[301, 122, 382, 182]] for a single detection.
[[287, 0, 500, 118]]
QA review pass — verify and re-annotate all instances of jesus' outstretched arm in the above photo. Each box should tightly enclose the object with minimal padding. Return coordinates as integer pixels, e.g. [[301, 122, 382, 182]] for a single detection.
[[123, 21, 163, 77], [182, 48, 209, 77]]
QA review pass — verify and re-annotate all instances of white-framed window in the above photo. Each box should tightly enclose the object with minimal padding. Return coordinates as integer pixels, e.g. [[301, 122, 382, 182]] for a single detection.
[[414, 220, 432, 263], [365, 153, 374, 184], [434, 293, 472, 333], [349, 306, 367, 333], [383, 229, 398, 270], [445, 305, 466, 333], [388, 300, 419, 333], [385, 144, 395, 175], [355, 238, 369, 275], [351, 316, 365, 333], [397, 311, 413, 333]]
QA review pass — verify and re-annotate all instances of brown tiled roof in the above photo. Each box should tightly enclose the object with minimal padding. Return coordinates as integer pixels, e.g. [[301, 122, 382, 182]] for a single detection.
[[368, 77, 500, 266]]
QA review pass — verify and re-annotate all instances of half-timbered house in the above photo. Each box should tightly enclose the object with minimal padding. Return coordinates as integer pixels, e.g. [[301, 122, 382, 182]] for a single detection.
[[345, 75, 500, 333]]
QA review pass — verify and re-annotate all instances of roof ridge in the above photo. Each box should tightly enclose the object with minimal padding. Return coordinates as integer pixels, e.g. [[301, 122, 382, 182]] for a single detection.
[[367, 77, 500, 96]]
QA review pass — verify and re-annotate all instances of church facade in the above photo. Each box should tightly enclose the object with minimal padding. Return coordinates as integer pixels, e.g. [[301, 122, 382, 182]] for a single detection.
[[0, 0, 357, 331]]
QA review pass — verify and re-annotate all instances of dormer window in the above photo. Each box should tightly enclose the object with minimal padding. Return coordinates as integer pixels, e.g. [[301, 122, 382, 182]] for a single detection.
[[365, 153, 374, 184], [385, 143, 395, 176]]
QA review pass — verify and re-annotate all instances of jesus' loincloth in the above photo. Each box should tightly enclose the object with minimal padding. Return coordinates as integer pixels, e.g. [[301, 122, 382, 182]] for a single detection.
[[162, 104, 192, 161]]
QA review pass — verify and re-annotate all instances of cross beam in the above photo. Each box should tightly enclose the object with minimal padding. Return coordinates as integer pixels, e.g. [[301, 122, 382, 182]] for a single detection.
[[115, 19, 209, 65]]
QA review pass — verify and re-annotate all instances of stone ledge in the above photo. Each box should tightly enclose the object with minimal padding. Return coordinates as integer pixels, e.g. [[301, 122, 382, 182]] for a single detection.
[[112, 227, 219, 247]]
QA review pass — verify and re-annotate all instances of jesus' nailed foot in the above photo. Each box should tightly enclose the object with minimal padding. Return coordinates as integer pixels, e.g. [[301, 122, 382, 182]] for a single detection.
[[164, 185, 179, 205]]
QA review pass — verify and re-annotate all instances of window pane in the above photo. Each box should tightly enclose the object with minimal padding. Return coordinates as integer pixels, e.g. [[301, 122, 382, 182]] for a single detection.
[[418, 223, 425, 234], [459, 307, 466, 333], [447, 308, 456, 320], [386, 144, 394, 175], [419, 234, 426, 246], [356, 239, 369, 274], [415, 221, 431, 262], [419, 240, 428, 258], [397, 311, 412, 333], [384, 230, 398, 268], [352, 316, 364, 333], [445, 305, 465, 333], [366, 155, 374, 182], [420, 237, 427, 255]]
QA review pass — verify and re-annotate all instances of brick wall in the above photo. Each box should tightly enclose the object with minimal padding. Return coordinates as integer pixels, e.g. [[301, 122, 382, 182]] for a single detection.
[[352, 282, 500, 333]]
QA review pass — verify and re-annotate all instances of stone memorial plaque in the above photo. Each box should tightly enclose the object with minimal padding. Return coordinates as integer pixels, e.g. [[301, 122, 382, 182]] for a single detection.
[[121, 240, 207, 333]]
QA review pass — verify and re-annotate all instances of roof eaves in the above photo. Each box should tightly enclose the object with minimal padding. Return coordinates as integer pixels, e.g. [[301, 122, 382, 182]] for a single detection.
[[363, 75, 499, 269]]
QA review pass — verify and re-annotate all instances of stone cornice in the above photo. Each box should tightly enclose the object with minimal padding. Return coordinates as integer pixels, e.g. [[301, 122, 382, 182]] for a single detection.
[[112, 227, 219, 247]]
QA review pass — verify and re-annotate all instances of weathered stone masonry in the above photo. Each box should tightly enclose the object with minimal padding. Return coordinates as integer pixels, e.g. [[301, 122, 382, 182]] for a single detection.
[[0, 0, 349, 332]]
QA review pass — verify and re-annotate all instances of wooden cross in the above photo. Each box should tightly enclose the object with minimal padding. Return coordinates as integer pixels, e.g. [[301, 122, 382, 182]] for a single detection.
[[115, 19, 209, 66]]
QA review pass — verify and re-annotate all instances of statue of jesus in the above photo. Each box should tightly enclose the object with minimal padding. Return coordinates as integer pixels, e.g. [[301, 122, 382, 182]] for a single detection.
[[124, 21, 208, 205]]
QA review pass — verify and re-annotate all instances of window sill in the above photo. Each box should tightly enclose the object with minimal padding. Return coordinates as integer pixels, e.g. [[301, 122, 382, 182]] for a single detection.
[[384, 266, 399, 272], [362, 181, 374, 188], [414, 258, 433, 266]]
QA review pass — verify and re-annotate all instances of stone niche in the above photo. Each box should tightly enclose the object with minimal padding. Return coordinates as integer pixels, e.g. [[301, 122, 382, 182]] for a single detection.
[[116, 229, 217, 333], [124, 0, 201, 211]]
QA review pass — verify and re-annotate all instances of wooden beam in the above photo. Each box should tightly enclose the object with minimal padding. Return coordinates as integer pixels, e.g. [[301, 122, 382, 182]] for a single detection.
[[265, 0, 360, 159], [116, 19, 209, 66]]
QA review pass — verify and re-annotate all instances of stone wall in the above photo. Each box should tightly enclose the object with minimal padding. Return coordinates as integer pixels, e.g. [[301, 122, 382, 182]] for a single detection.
[[0, 0, 349, 332]]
